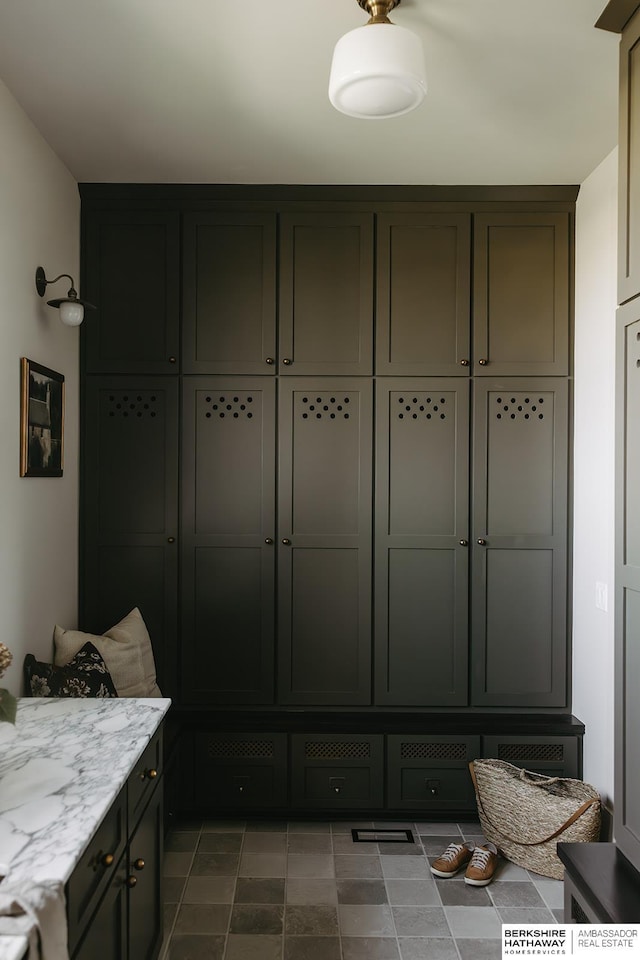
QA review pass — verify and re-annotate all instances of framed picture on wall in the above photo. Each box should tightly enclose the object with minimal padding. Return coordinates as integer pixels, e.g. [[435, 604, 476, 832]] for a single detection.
[[20, 358, 65, 477]]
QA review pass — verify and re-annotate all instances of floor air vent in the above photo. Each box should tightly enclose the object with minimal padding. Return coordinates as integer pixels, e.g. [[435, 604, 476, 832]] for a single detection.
[[351, 828, 414, 844]]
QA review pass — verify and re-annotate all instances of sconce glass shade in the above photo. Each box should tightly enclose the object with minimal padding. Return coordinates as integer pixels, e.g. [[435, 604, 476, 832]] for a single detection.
[[58, 300, 85, 327], [329, 22, 427, 119]]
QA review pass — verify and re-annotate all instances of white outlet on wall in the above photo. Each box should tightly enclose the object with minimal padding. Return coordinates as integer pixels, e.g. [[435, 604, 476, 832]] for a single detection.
[[595, 581, 608, 612]]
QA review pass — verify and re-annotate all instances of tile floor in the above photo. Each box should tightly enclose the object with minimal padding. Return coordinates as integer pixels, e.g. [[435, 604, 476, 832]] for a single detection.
[[161, 819, 565, 960]]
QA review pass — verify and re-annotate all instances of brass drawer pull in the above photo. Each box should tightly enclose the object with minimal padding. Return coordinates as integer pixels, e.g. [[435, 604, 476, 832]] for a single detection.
[[133, 858, 145, 871], [101, 853, 115, 868], [126, 875, 137, 889], [140, 768, 158, 781]]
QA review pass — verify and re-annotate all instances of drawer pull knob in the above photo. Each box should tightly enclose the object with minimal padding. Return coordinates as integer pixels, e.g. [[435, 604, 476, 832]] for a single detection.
[[169, 356, 177, 364], [141, 768, 158, 780], [478, 358, 488, 366], [476, 538, 487, 546], [334, 787, 340, 793], [238, 786, 244, 793], [167, 537, 176, 544], [264, 538, 274, 545], [459, 539, 468, 546], [126, 876, 137, 888], [133, 858, 145, 871], [281, 538, 291, 546], [101, 853, 115, 868], [265, 357, 274, 365], [460, 358, 470, 366], [282, 358, 292, 365]]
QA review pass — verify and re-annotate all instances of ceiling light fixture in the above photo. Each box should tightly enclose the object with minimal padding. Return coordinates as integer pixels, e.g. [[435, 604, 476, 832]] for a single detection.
[[35, 266, 96, 327], [329, 0, 427, 120]]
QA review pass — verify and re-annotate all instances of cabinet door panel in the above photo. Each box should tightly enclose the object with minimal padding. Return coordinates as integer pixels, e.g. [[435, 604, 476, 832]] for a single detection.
[[474, 214, 570, 375], [182, 213, 277, 373], [83, 212, 180, 374], [619, 8, 640, 304], [278, 378, 372, 704], [82, 377, 179, 697], [127, 786, 163, 960], [72, 858, 127, 960], [472, 378, 568, 706], [279, 213, 374, 375], [376, 213, 471, 375], [375, 379, 469, 706], [181, 377, 275, 703]]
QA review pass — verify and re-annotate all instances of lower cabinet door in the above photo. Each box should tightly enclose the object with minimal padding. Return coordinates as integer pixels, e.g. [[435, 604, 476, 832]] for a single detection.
[[387, 735, 480, 811], [72, 857, 127, 960], [481, 735, 580, 779], [291, 734, 384, 809], [193, 732, 288, 809], [127, 784, 164, 960]]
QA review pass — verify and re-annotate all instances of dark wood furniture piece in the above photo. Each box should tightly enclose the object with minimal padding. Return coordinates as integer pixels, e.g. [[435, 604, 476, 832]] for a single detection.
[[79, 184, 579, 817], [559, 843, 640, 922]]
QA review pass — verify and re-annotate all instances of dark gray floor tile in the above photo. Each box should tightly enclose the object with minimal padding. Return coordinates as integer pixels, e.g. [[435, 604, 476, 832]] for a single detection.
[[288, 821, 331, 834], [164, 902, 178, 934], [234, 878, 285, 903], [166, 831, 201, 853], [381, 856, 430, 879], [285, 904, 339, 935], [385, 878, 439, 906], [198, 833, 243, 854], [245, 820, 288, 832], [377, 842, 424, 856], [229, 904, 284, 935], [334, 855, 383, 878], [284, 936, 342, 960], [489, 881, 546, 908], [174, 903, 231, 934], [399, 938, 459, 960], [333, 834, 378, 855], [191, 853, 240, 877], [168, 933, 225, 959], [498, 907, 556, 923], [182, 877, 236, 904], [337, 879, 388, 904], [392, 905, 450, 937], [202, 820, 245, 833], [338, 904, 395, 937], [242, 832, 287, 854], [164, 852, 194, 877], [421, 836, 463, 856], [456, 938, 502, 960], [287, 834, 333, 854], [224, 935, 282, 960], [436, 879, 492, 906], [164, 876, 187, 902], [170, 817, 204, 832], [444, 905, 501, 938], [286, 879, 338, 904], [342, 937, 400, 959]]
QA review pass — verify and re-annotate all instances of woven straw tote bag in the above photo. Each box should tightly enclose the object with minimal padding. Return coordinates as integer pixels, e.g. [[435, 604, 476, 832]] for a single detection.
[[469, 758, 601, 879]]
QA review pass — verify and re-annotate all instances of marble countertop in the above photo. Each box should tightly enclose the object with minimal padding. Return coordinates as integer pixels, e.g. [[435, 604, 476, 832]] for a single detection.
[[0, 697, 170, 959]]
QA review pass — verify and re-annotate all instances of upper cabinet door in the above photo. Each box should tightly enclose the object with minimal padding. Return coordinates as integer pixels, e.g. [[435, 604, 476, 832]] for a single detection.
[[279, 212, 374, 375], [619, 7, 640, 305], [84, 212, 180, 374], [182, 213, 277, 374], [376, 213, 471, 375], [473, 213, 570, 376]]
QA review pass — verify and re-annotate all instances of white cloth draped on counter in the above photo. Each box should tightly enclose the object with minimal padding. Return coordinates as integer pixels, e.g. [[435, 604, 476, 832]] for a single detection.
[[0, 880, 67, 960]]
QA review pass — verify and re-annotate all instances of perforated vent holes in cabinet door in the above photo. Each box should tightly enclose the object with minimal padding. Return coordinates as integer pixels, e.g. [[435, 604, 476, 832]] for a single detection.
[[304, 740, 371, 760], [481, 736, 580, 779], [399, 741, 467, 761]]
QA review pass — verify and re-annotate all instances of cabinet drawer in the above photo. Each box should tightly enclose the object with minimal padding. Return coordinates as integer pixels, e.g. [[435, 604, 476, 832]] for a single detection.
[[387, 735, 480, 810], [481, 735, 580, 779], [291, 734, 384, 808], [67, 785, 127, 955], [194, 732, 287, 808], [128, 728, 163, 830]]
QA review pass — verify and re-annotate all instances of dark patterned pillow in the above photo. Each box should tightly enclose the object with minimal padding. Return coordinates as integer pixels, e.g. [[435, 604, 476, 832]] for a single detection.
[[23, 642, 118, 698]]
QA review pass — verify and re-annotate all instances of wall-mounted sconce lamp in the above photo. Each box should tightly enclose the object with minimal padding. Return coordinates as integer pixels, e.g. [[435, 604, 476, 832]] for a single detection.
[[35, 266, 96, 327]]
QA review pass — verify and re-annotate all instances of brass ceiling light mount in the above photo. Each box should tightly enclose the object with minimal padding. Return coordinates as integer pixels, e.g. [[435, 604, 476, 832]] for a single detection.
[[329, 0, 427, 119]]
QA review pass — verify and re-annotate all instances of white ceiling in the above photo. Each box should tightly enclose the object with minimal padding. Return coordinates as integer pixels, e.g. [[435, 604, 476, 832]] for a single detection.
[[0, 0, 620, 185]]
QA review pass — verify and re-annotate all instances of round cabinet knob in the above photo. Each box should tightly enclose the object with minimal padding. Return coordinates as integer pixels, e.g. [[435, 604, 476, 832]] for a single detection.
[[265, 357, 274, 365], [460, 359, 470, 366], [101, 853, 115, 868], [126, 876, 137, 889], [133, 858, 145, 871], [459, 539, 468, 547], [146, 768, 158, 780], [169, 356, 177, 364], [167, 537, 176, 544], [282, 358, 292, 366], [478, 358, 488, 366], [264, 538, 274, 545], [281, 538, 291, 545], [477, 538, 487, 546]]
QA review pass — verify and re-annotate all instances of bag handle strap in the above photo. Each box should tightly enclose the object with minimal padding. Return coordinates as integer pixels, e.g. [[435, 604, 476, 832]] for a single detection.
[[468, 761, 599, 846]]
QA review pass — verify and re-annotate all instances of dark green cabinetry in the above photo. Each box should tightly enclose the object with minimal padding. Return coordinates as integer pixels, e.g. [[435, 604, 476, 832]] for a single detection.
[[472, 378, 569, 707], [83, 212, 180, 374], [81, 377, 179, 697], [376, 213, 471, 375], [182, 212, 277, 374], [291, 733, 384, 809], [375, 378, 470, 706], [386, 735, 480, 811]]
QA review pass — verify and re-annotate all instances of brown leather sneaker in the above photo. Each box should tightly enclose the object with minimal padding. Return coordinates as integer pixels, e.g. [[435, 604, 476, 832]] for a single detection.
[[430, 841, 475, 878], [464, 842, 499, 886]]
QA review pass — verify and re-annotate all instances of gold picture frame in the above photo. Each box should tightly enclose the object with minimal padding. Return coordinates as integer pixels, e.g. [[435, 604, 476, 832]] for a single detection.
[[20, 358, 65, 477]]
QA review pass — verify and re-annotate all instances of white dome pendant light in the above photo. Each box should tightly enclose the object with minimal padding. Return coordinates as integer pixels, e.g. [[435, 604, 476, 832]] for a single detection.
[[329, 0, 427, 119]]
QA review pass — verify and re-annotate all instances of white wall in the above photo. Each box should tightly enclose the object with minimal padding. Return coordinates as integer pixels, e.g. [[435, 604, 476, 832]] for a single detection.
[[573, 148, 618, 812], [0, 79, 80, 696]]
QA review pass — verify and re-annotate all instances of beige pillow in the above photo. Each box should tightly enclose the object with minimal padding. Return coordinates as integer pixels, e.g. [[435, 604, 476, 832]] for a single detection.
[[54, 608, 162, 698]]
